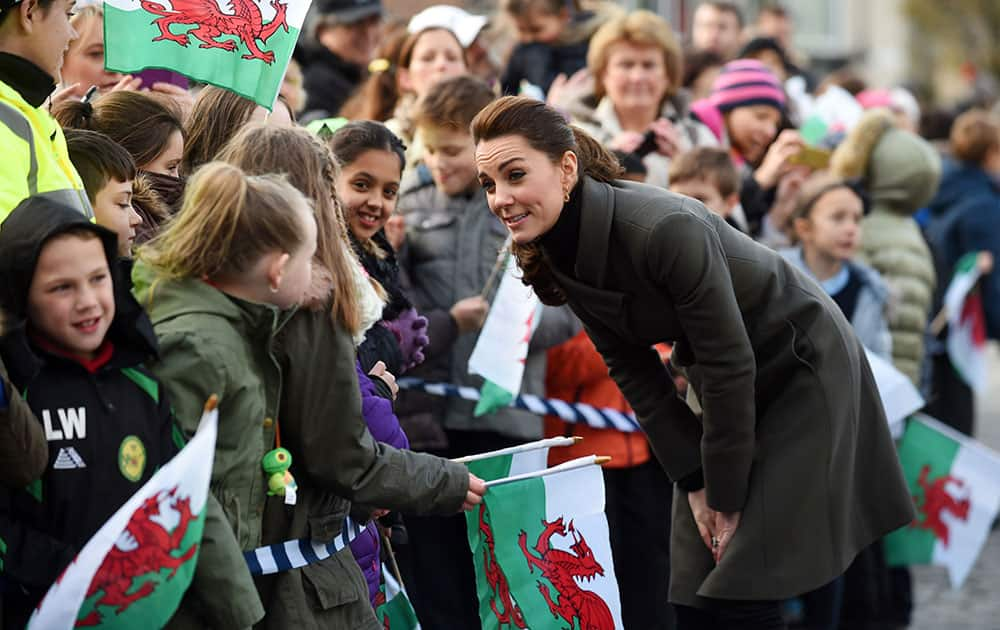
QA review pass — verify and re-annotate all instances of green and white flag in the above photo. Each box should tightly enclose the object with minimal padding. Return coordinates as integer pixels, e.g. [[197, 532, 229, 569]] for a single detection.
[[103, 0, 308, 108], [468, 255, 542, 416], [29, 399, 218, 628], [944, 253, 988, 393], [375, 563, 420, 630], [468, 459, 624, 630], [461, 438, 575, 629], [885, 415, 1000, 588]]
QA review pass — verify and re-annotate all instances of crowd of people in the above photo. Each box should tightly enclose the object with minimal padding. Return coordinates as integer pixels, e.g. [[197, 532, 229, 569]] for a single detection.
[[1, 0, 999, 628]]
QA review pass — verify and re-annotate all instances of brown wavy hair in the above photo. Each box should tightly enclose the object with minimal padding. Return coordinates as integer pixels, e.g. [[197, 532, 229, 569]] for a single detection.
[[216, 124, 363, 336], [180, 86, 260, 176], [471, 96, 622, 305], [53, 91, 183, 171]]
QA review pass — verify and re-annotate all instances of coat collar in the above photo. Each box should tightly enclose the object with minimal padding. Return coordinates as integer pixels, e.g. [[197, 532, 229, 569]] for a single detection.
[[574, 176, 615, 289]]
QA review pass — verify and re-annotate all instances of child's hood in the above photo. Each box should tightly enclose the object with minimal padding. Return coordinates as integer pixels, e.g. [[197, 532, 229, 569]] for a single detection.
[[0, 197, 118, 321], [831, 110, 942, 216]]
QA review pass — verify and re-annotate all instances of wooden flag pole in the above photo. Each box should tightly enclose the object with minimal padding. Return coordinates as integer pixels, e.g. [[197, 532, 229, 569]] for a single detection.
[[381, 528, 408, 595], [480, 236, 513, 300]]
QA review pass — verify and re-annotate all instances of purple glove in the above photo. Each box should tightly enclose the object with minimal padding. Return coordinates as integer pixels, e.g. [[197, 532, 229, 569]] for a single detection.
[[381, 307, 429, 371]]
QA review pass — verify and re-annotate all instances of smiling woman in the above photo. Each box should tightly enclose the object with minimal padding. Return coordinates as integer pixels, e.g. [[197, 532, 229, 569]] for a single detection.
[[472, 96, 916, 628], [559, 10, 718, 189]]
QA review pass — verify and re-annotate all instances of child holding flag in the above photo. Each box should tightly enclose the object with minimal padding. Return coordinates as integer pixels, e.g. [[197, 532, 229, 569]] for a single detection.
[[217, 124, 478, 628], [133, 162, 317, 628], [0, 197, 180, 627]]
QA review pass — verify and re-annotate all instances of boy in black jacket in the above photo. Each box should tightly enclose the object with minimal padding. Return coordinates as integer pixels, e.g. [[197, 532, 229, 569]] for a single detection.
[[0, 196, 181, 627]]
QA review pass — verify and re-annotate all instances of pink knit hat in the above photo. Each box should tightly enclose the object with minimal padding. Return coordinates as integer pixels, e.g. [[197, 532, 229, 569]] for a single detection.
[[710, 59, 786, 113]]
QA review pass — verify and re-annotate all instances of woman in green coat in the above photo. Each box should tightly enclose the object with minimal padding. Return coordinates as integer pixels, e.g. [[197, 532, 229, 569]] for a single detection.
[[472, 97, 914, 629]]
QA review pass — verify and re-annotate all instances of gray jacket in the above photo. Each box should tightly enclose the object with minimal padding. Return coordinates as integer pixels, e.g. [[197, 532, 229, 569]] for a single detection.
[[780, 247, 893, 360], [398, 184, 577, 446]]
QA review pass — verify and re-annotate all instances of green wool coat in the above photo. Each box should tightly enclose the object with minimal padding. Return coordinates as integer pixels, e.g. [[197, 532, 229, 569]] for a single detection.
[[134, 261, 292, 629], [546, 177, 914, 606]]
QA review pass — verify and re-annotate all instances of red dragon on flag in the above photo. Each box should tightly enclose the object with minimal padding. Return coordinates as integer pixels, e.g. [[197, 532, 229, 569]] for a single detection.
[[911, 464, 971, 548], [519, 517, 615, 630], [76, 487, 200, 626], [479, 504, 527, 628], [140, 0, 289, 63]]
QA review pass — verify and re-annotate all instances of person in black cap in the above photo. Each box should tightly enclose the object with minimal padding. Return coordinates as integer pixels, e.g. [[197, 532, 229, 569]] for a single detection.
[[302, 0, 383, 120], [0, 0, 94, 218]]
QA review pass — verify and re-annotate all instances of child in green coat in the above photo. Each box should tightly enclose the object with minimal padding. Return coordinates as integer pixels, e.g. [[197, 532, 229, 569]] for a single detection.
[[133, 162, 317, 628]]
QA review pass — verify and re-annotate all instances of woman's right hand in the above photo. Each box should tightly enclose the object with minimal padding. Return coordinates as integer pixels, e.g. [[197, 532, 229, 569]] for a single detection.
[[450, 296, 489, 334]]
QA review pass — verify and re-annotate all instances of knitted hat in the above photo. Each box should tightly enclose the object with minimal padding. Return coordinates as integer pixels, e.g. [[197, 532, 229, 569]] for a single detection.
[[710, 59, 786, 113]]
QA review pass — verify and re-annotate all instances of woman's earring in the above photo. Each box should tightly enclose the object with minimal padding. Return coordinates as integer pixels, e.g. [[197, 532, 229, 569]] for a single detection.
[[269, 284, 279, 294], [563, 189, 570, 203]]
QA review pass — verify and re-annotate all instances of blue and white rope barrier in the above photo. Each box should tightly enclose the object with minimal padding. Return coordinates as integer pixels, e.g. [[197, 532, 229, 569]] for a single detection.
[[397, 377, 641, 433], [244, 516, 363, 575]]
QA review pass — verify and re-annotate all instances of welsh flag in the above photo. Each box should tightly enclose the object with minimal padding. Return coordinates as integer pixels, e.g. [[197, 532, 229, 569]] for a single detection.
[[944, 252, 988, 393], [885, 415, 1000, 588], [460, 437, 576, 629], [467, 255, 542, 416], [29, 398, 219, 628], [375, 564, 420, 630], [103, 0, 309, 108], [467, 459, 624, 630]]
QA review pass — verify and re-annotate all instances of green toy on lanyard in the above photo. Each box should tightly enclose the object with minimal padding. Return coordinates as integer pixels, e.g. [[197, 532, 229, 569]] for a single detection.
[[261, 420, 297, 505]]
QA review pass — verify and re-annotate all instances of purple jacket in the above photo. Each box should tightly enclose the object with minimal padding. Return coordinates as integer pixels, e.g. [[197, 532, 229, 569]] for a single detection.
[[349, 361, 409, 607]]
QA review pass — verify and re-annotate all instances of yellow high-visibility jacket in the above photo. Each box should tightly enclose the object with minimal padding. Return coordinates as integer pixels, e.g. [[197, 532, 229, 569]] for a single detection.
[[0, 78, 92, 220]]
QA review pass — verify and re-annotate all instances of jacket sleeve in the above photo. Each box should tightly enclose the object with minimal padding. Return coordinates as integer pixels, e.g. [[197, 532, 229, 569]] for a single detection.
[[583, 317, 704, 484], [0, 490, 77, 592], [647, 210, 757, 512], [281, 310, 467, 515], [150, 334, 265, 628], [0, 359, 48, 488], [356, 362, 410, 450]]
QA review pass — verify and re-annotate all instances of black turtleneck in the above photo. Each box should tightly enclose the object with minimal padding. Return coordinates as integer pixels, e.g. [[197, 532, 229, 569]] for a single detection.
[[540, 177, 585, 278], [0, 53, 55, 108]]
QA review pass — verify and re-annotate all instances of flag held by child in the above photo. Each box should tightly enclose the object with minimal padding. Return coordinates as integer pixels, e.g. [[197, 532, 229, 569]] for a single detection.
[[943, 252, 991, 394], [885, 415, 1000, 588], [29, 398, 219, 629], [466, 457, 625, 629], [103, 0, 310, 108], [467, 255, 542, 416]]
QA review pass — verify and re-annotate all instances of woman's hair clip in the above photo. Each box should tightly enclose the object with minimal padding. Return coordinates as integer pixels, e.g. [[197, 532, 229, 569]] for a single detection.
[[368, 58, 392, 74]]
